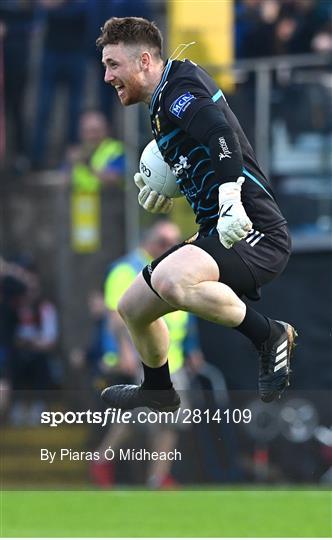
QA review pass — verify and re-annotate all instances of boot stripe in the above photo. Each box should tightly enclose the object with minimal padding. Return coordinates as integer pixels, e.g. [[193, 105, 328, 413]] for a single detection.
[[276, 349, 288, 362], [274, 359, 288, 372], [277, 340, 288, 353]]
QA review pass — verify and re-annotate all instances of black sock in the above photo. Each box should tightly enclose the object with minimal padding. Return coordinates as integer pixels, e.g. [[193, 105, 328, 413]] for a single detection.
[[142, 360, 173, 390], [235, 306, 271, 348]]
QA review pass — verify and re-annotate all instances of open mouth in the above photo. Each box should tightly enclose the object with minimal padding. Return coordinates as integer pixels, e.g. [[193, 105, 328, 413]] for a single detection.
[[114, 84, 125, 97]]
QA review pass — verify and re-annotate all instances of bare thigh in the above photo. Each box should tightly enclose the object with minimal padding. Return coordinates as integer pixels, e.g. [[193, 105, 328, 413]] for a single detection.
[[151, 244, 220, 294]]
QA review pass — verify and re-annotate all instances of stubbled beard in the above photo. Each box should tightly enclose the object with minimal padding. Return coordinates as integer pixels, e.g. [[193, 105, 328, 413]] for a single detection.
[[118, 78, 144, 105]]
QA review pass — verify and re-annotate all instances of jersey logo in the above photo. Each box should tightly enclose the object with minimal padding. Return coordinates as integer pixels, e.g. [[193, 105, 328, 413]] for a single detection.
[[218, 137, 232, 160], [170, 92, 196, 119], [171, 155, 191, 177]]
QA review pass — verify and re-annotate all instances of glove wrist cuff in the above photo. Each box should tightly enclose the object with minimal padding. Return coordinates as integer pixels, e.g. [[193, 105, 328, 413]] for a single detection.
[[219, 177, 245, 204]]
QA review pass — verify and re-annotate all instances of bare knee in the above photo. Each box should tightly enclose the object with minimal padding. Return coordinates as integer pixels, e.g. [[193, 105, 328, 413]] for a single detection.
[[117, 290, 156, 327], [117, 294, 130, 322], [117, 293, 142, 326]]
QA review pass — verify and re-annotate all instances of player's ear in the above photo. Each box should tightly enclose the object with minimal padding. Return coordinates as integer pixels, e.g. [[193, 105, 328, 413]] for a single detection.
[[140, 52, 151, 70]]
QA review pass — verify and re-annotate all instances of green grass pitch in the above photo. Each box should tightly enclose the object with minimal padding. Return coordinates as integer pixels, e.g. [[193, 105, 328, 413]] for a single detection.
[[1, 488, 331, 537]]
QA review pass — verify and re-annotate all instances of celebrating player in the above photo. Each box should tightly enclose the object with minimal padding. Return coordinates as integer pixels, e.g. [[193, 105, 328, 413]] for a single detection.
[[97, 17, 297, 410]]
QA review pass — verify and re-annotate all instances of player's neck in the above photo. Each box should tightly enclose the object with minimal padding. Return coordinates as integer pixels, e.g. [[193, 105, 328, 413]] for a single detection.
[[142, 61, 166, 105]]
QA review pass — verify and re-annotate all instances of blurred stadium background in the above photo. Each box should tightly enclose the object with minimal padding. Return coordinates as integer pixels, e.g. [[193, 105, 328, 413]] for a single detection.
[[0, 0, 331, 536]]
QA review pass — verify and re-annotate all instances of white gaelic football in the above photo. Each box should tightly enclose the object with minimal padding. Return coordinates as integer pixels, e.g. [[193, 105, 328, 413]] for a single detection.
[[139, 140, 182, 198]]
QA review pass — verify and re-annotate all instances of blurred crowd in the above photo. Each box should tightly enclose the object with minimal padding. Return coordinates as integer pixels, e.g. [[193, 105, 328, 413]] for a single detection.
[[236, 0, 332, 58], [0, 0, 331, 172], [0, 254, 59, 424], [0, 0, 154, 172]]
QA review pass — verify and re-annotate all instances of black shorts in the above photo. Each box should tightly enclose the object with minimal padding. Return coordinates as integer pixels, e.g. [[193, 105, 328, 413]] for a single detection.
[[142, 225, 291, 301]]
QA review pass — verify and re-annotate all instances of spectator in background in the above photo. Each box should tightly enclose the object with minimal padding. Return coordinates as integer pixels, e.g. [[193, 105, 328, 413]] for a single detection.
[[63, 109, 125, 192], [0, 0, 36, 172], [311, 16, 332, 53], [31, 0, 90, 169], [277, 0, 326, 54], [235, 0, 328, 59], [69, 289, 135, 398], [273, 14, 298, 56], [235, 0, 279, 58], [11, 262, 59, 425], [0, 256, 27, 418]]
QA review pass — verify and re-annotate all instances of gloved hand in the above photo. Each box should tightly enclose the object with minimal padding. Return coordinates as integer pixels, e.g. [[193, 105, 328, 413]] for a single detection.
[[134, 173, 173, 214], [217, 177, 252, 249]]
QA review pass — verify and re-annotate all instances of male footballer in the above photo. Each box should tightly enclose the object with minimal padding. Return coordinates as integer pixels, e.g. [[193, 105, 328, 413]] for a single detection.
[[97, 17, 297, 411]]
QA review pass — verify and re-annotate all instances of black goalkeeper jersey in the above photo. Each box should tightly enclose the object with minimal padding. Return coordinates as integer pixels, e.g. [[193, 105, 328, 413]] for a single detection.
[[149, 59, 287, 236]]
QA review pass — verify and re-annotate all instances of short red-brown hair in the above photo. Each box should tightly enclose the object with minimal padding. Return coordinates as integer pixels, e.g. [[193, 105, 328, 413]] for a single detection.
[[96, 17, 163, 57]]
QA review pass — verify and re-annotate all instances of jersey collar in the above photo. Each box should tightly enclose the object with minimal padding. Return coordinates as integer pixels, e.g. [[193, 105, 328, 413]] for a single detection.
[[149, 59, 173, 114]]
